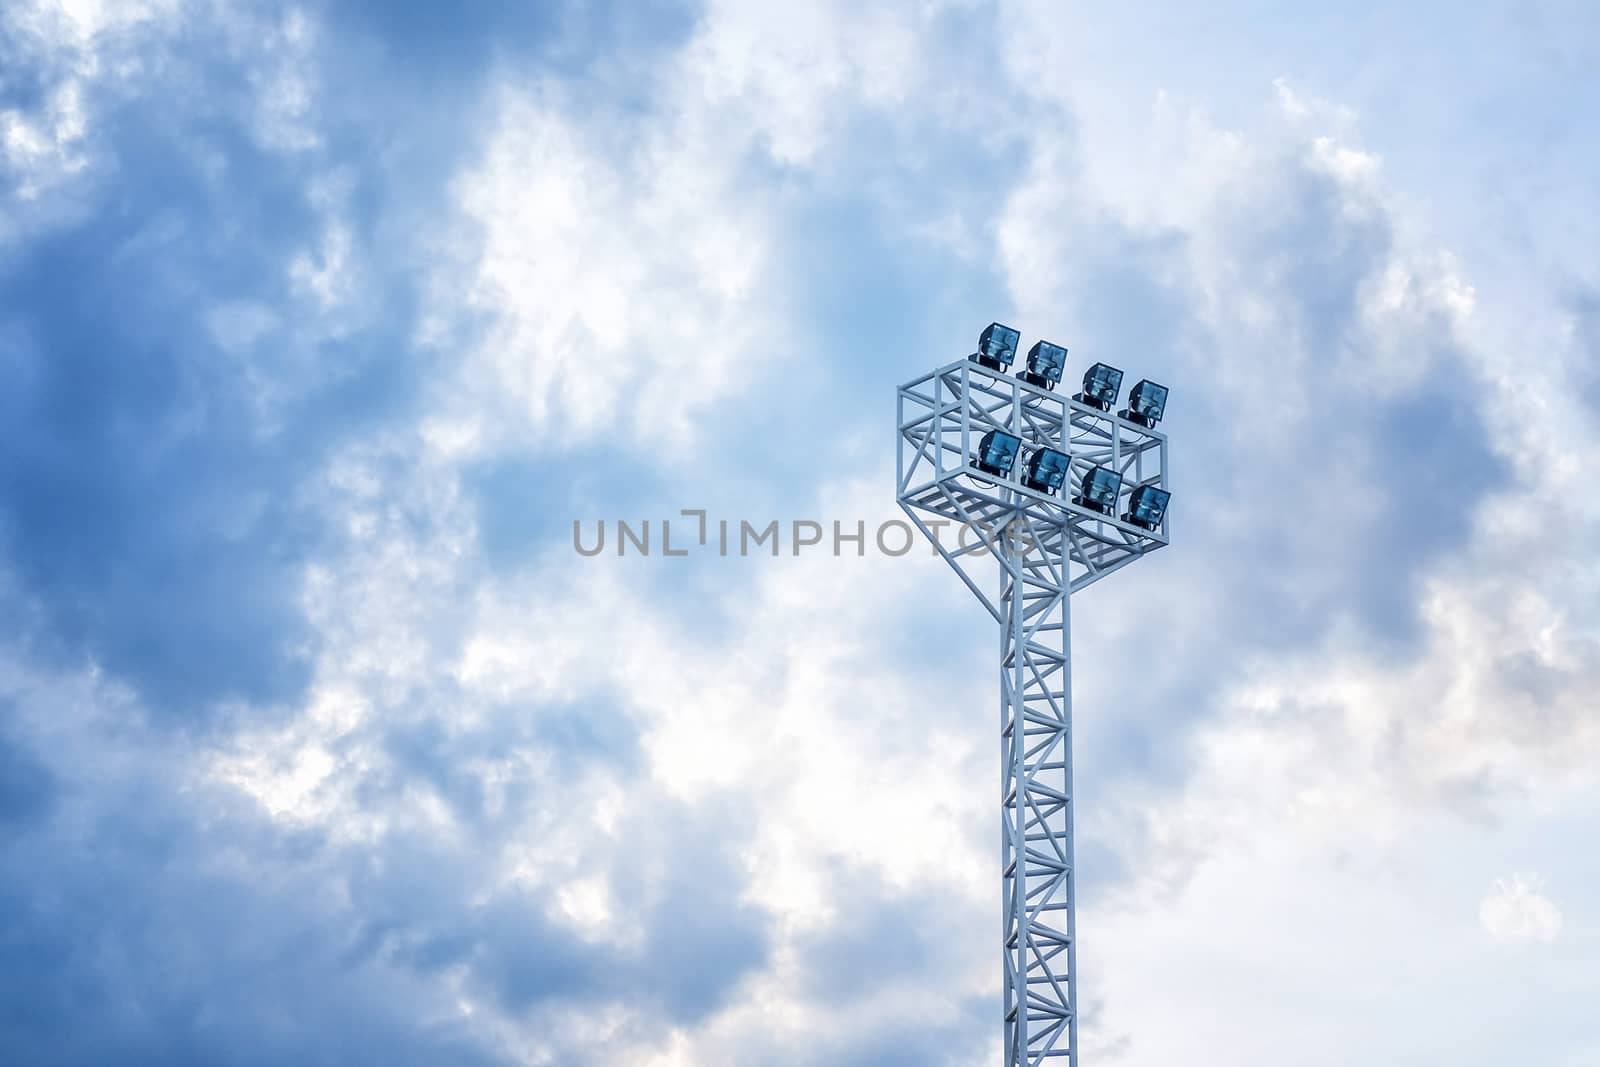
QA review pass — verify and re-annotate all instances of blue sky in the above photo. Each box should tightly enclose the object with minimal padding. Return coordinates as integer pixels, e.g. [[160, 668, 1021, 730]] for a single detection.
[[2, 1, 1598, 1064]]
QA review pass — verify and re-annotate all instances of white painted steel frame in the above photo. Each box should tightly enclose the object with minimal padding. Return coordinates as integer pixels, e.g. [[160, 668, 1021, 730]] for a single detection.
[[896, 358, 1169, 1067]]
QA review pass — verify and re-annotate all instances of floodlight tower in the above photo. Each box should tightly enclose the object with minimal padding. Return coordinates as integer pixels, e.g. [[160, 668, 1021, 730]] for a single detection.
[[896, 326, 1171, 1067]]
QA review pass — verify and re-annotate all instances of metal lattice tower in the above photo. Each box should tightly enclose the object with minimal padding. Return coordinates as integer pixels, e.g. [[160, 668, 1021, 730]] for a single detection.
[[896, 345, 1169, 1066]]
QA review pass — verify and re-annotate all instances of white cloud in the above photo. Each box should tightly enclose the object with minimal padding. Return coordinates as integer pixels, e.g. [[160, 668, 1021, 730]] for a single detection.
[[242, 453, 998, 1057], [0, 0, 180, 222], [1, 79, 90, 201], [0, 1, 335, 245], [431, 87, 770, 454], [10, 0, 178, 42], [424, 0, 964, 458], [1480, 875, 1564, 945], [686, 0, 925, 166], [243, 6, 320, 153]]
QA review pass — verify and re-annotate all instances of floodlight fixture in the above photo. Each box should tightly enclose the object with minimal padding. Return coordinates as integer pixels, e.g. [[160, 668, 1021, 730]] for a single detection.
[[1120, 379, 1168, 428], [970, 322, 1020, 372], [971, 429, 1021, 477], [1020, 341, 1068, 390], [1021, 447, 1071, 495], [1072, 465, 1122, 514], [1124, 484, 1171, 530], [1074, 362, 1123, 411]]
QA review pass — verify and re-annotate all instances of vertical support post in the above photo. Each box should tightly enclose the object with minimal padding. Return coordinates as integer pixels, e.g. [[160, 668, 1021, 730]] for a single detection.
[[1001, 526, 1075, 1066], [1062, 587, 1078, 1064], [1002, 534, 1028, 1064]]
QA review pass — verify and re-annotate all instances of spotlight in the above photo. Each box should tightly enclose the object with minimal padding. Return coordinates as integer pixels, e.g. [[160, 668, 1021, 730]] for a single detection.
[[1074, 362, 1123, 412], [1021, 447, 1070, 494], [1123, 485, 1171, 530], [971, 429, 1021, 477], [1020, 341, 1067, 390], [1120, 379, 1168, 428], [970, 322, 1020, 372], [1072, 465, 1122, 514]]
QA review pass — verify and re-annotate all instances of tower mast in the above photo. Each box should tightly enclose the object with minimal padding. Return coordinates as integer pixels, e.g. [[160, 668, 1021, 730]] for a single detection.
[[897, 327, 1171, 1065]]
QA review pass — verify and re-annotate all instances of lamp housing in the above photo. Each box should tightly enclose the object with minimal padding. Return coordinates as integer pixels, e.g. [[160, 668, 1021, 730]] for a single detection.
[[971, 429, 1021, 477], [1020, 341, 1067, 390], [1074, 362, 1124, 411], [1124, 484, 1171, 530], [970, 322, 1020, 372], [1072, 465, 1122, 514], [1120, 379, 1168, 427], [1021, 447, 1071, 495]]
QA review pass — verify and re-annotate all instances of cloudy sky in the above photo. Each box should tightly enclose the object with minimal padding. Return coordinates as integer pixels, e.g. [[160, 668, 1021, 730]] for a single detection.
[[3, 1, 1598, 1064]]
